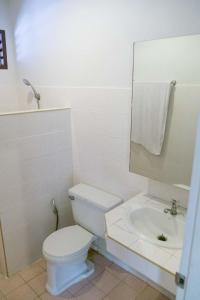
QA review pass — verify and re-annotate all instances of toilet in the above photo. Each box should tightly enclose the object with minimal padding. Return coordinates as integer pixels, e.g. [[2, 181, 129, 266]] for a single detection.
[[43, 183, 122, 296]]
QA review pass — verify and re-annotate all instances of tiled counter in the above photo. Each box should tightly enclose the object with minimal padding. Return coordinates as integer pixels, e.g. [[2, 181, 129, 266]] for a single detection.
[[105, 193, 185, 295]]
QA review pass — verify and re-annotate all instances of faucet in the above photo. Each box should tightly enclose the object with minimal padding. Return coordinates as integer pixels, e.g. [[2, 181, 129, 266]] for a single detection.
[[23, 78, 41, 109], [164, 199, 178, 216]]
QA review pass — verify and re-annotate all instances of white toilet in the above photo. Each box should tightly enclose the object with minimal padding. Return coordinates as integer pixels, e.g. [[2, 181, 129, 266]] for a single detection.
[[43, 183, 122, 296]]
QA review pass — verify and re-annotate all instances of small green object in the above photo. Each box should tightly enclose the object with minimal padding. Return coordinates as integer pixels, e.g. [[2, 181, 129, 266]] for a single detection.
[[157, 234, 167, 241]]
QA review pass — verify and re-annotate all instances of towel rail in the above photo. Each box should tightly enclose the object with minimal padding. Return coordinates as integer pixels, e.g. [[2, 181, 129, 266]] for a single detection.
[[171, 80, 176, 86]]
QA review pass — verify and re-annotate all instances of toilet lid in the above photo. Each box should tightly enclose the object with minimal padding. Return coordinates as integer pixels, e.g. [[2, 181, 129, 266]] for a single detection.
[[43, 225, 94, 258]]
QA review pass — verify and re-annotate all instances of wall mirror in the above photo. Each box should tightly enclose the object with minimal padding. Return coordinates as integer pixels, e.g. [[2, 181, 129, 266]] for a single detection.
[[129, 34, 200, 188]]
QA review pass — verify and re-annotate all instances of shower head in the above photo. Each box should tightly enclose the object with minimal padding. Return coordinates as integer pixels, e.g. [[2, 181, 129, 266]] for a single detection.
[[22, 78, 41, 109], [23, 78, 31, 86]]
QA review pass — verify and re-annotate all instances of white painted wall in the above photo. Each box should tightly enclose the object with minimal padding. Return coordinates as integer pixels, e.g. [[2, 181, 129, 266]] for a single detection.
[[9, 0, 200, 203], [0, 109, 73, 274], [0, 0, 18, 112]]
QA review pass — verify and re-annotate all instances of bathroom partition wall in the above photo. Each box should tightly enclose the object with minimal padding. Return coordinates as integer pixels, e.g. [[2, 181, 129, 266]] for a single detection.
[[0, 108, 73, 275]]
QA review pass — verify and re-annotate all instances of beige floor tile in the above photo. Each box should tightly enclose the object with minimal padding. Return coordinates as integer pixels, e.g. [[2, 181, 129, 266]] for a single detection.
[[0, 291, 5, 299], [68, 277, 90, 295], [75, 282, 105, 300], [20, 264, 44, 281], [92, 270, 120, 294], [40, 290, 74, 299], [136, 286, 170, 300], [0, 274, 24, 295], [124, 274, 147, 294], [28, 272, 47, 295], [33, 258, 47, 271], [6, 284, 37, 300], [87, 262, 105, 281], [90, 253, 112, 268], [106, 263, 129, 280], [108, 282, 138, 300]]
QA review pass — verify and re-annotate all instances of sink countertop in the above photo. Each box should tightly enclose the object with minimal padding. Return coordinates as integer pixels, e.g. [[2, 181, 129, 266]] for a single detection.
[[105, 193, 183, 275]]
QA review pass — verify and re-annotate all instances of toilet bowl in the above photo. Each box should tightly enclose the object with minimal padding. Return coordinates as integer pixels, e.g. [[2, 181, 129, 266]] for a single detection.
[[43, 183, 122, 295], [43, 225, 95, 295]]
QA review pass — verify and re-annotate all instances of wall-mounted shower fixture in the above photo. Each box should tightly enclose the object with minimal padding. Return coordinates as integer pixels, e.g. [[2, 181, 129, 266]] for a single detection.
[[22, 78, 41, 109], [50, 199, 59, 231]]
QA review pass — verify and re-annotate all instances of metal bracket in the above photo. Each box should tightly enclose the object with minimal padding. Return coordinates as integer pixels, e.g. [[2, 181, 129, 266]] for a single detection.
[[175, 272, 185, 289]]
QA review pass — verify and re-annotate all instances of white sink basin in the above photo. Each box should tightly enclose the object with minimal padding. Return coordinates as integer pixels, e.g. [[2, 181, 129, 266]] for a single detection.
[[126, 206, 185, 249]]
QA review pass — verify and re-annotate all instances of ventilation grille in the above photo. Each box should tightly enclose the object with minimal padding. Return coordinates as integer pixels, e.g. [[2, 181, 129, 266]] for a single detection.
[[0, 30, 8, 69]]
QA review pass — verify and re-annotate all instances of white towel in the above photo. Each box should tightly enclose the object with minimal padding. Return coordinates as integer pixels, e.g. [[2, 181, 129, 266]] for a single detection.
[[131, 82, 172, 155]]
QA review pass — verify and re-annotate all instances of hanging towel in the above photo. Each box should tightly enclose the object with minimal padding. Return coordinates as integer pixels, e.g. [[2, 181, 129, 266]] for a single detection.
[[131, 82, 172, 155]]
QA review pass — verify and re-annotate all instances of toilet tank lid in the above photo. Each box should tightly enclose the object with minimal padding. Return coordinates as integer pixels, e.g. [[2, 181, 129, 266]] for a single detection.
[[69, 184, 122, 212]]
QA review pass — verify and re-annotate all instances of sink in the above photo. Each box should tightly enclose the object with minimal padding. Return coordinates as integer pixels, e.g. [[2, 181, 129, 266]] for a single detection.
[[126, 206, 185, 249]]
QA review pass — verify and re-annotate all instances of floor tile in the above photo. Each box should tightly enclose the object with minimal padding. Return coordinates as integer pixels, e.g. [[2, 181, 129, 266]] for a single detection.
[[34, 258, 47, 271], [92, 270, 120, 294], [136, 286, 169, 300], [0, 291, 5, 299], [0, 274, 24, 295], [124, 274, 147, 294], [106, 263, 129, 280], [20, 264, 44, 281], [6, 284, 37, 300], [28, 272, 47, 295], [40, 290, 74, 299], [68, 277, 90, 295], [75, 282, 105, 300], [107, 281, 138, 300], [87, 261, 105, 281]]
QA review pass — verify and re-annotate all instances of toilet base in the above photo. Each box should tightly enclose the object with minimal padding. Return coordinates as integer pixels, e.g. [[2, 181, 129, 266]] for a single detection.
[[46, 260, 94, 296]]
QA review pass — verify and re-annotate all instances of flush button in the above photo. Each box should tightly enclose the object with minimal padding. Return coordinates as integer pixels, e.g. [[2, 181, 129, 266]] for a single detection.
[[69, 195, 75, 200]]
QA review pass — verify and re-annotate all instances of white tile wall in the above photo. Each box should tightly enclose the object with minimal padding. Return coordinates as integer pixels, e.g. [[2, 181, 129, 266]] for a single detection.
[[69, 87, 149, 199], [68, 87, 188, 205], [0, 109, 73, 274], [17, 85, 189, 207], [16, 85, 71, 111]]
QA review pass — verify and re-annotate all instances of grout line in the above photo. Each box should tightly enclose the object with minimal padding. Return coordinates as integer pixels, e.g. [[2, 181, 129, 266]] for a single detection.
[[0, 280, 25, 297], [101, 278, 122, 297], [18, 269, 45, 283], [26, 281, 43, 297]]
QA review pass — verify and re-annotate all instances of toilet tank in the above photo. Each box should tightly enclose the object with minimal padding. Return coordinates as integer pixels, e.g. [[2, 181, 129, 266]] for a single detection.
[[68, 184, 122, 238]]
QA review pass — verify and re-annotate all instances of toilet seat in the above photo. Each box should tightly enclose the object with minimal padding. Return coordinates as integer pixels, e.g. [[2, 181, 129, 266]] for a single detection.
[[43, 225, 94, 262]]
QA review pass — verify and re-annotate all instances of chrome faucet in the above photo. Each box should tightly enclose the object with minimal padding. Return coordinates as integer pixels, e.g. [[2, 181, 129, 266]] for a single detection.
[[164, 199, 178, 216]]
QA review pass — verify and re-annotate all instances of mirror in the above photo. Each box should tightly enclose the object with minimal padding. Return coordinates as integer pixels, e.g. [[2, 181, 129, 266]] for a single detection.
[[129, 34, 200, 188]]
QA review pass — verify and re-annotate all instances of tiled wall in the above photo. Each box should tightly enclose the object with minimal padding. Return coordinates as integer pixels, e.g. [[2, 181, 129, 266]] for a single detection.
[[17, 85, 189, 205], [0, 108, 73, 274], [68, 87, 189, 204], [70, 87, 148, 198]]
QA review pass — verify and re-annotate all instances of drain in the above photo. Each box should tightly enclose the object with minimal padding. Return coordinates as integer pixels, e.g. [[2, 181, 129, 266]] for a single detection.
[[157, 234, 167, 242]]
